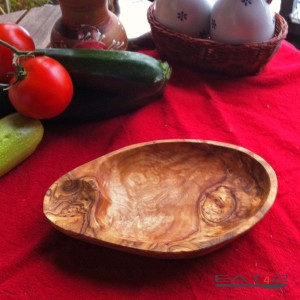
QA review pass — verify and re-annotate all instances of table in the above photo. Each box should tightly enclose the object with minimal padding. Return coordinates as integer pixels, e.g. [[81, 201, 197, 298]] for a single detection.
[[0, 5, 61, 48], [0, 3, 300, 300]]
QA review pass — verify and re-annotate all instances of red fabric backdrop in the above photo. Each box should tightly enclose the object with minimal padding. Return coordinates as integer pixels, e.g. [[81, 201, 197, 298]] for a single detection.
[[0, 40, 299, 299]]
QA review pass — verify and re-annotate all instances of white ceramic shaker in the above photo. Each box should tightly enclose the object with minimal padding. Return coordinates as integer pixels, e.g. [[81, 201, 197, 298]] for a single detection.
[[154, 0, 213, 38], [210, 0, 276, 44]]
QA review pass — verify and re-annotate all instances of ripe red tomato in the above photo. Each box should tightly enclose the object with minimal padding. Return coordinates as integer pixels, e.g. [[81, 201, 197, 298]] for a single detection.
[[8, 56, 73, 119], [0, 23, 35, 83]]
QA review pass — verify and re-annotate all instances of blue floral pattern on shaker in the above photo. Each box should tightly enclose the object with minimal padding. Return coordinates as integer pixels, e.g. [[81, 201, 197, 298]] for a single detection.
[[211, 19, 217, 30], [177, 11, 187, 22], [242, 0, 252, 6], [199, 30, 208, 38]]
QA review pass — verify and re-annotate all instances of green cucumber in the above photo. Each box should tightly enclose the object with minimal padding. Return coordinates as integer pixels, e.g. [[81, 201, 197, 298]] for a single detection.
[[0, 84, 15, 117], [0, 84, 159, 123], [0, 113, 44, 177], [0, 50, 171, 122], [41, 48, 172, 98]]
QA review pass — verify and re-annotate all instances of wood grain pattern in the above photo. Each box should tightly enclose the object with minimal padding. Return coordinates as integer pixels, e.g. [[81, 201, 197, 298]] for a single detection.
[[0, 10, 27, 23], [43, 140, 277, 258], [19, 6, 61, 48]]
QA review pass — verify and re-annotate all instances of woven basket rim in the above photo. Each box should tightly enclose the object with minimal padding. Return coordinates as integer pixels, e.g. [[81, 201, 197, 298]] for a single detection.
[[147, 4, 288, 48]]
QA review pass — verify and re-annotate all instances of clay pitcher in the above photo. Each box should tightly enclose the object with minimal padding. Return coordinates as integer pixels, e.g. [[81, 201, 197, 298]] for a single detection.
[[50, 0, 128, 49]]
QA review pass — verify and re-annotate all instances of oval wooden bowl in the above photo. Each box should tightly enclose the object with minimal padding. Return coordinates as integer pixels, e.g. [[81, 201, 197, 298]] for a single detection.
[[43, 140, 277, 259]]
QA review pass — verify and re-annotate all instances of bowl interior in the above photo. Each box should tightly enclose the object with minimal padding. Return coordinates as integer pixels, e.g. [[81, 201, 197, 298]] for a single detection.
[[44, 140, 277, 258]]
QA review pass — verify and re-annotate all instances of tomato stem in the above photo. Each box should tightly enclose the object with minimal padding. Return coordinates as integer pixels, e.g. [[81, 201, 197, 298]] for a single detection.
[[0, 39, 25, 55], [0, 39, 45, 56], [0, 39, 46, 84]]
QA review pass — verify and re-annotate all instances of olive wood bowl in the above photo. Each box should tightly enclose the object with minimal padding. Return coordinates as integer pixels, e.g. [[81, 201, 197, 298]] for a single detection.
[[43, 139, 277, 259]]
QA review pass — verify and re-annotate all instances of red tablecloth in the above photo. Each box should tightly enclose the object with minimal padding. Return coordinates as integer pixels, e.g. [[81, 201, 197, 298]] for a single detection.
[[0, 40, 299, 300]]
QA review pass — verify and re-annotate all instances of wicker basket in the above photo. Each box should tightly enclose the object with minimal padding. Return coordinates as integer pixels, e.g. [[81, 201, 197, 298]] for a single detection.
[[147, 5, 288, 76]]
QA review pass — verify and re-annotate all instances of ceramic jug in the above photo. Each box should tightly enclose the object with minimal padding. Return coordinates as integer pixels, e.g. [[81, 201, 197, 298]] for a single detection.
[[210, 0, 275, 44], [154, 0, 212, 38], [50, 0, 128, 49]]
